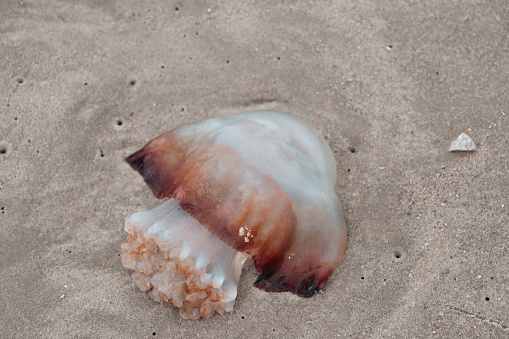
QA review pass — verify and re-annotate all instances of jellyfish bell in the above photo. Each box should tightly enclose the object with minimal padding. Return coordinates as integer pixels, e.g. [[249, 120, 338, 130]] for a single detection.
[[121, 111, 347, 319]]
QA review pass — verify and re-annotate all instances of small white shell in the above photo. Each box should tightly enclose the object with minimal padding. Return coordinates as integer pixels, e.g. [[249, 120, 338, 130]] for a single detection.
[[449, 132, 476, 152]]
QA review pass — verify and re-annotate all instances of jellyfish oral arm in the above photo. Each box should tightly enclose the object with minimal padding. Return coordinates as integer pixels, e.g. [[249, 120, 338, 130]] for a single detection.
[[121, 199, 249, 319]]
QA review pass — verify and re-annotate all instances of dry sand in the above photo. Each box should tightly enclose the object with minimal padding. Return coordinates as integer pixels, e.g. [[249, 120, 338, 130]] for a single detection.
[[1, 1, 508, 338]]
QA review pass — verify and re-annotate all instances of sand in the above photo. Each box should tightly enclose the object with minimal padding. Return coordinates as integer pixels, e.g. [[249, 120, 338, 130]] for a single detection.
[[1, 1, 507, 338]]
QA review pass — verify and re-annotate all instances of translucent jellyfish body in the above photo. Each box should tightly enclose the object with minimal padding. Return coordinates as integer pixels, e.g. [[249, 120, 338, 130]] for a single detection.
[[121, 111, 347, 319]]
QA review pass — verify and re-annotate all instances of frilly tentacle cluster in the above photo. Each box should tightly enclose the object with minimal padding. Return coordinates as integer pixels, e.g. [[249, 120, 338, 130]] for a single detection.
[[121, 199, 248, 319]]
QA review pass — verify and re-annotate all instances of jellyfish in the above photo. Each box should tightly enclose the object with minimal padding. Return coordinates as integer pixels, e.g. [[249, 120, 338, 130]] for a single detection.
[[121, 111, 347, 319]]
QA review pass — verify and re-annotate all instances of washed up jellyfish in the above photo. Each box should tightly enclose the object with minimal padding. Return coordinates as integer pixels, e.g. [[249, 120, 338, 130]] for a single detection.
[[121, 111, 347, 319]]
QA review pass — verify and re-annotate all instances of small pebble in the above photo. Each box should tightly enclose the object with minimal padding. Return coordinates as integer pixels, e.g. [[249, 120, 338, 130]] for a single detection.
[[449, 132, 476, 152]]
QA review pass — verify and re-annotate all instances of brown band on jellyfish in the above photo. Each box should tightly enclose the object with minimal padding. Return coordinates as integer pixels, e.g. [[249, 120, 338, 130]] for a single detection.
[[122, 111, 347, 318]]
